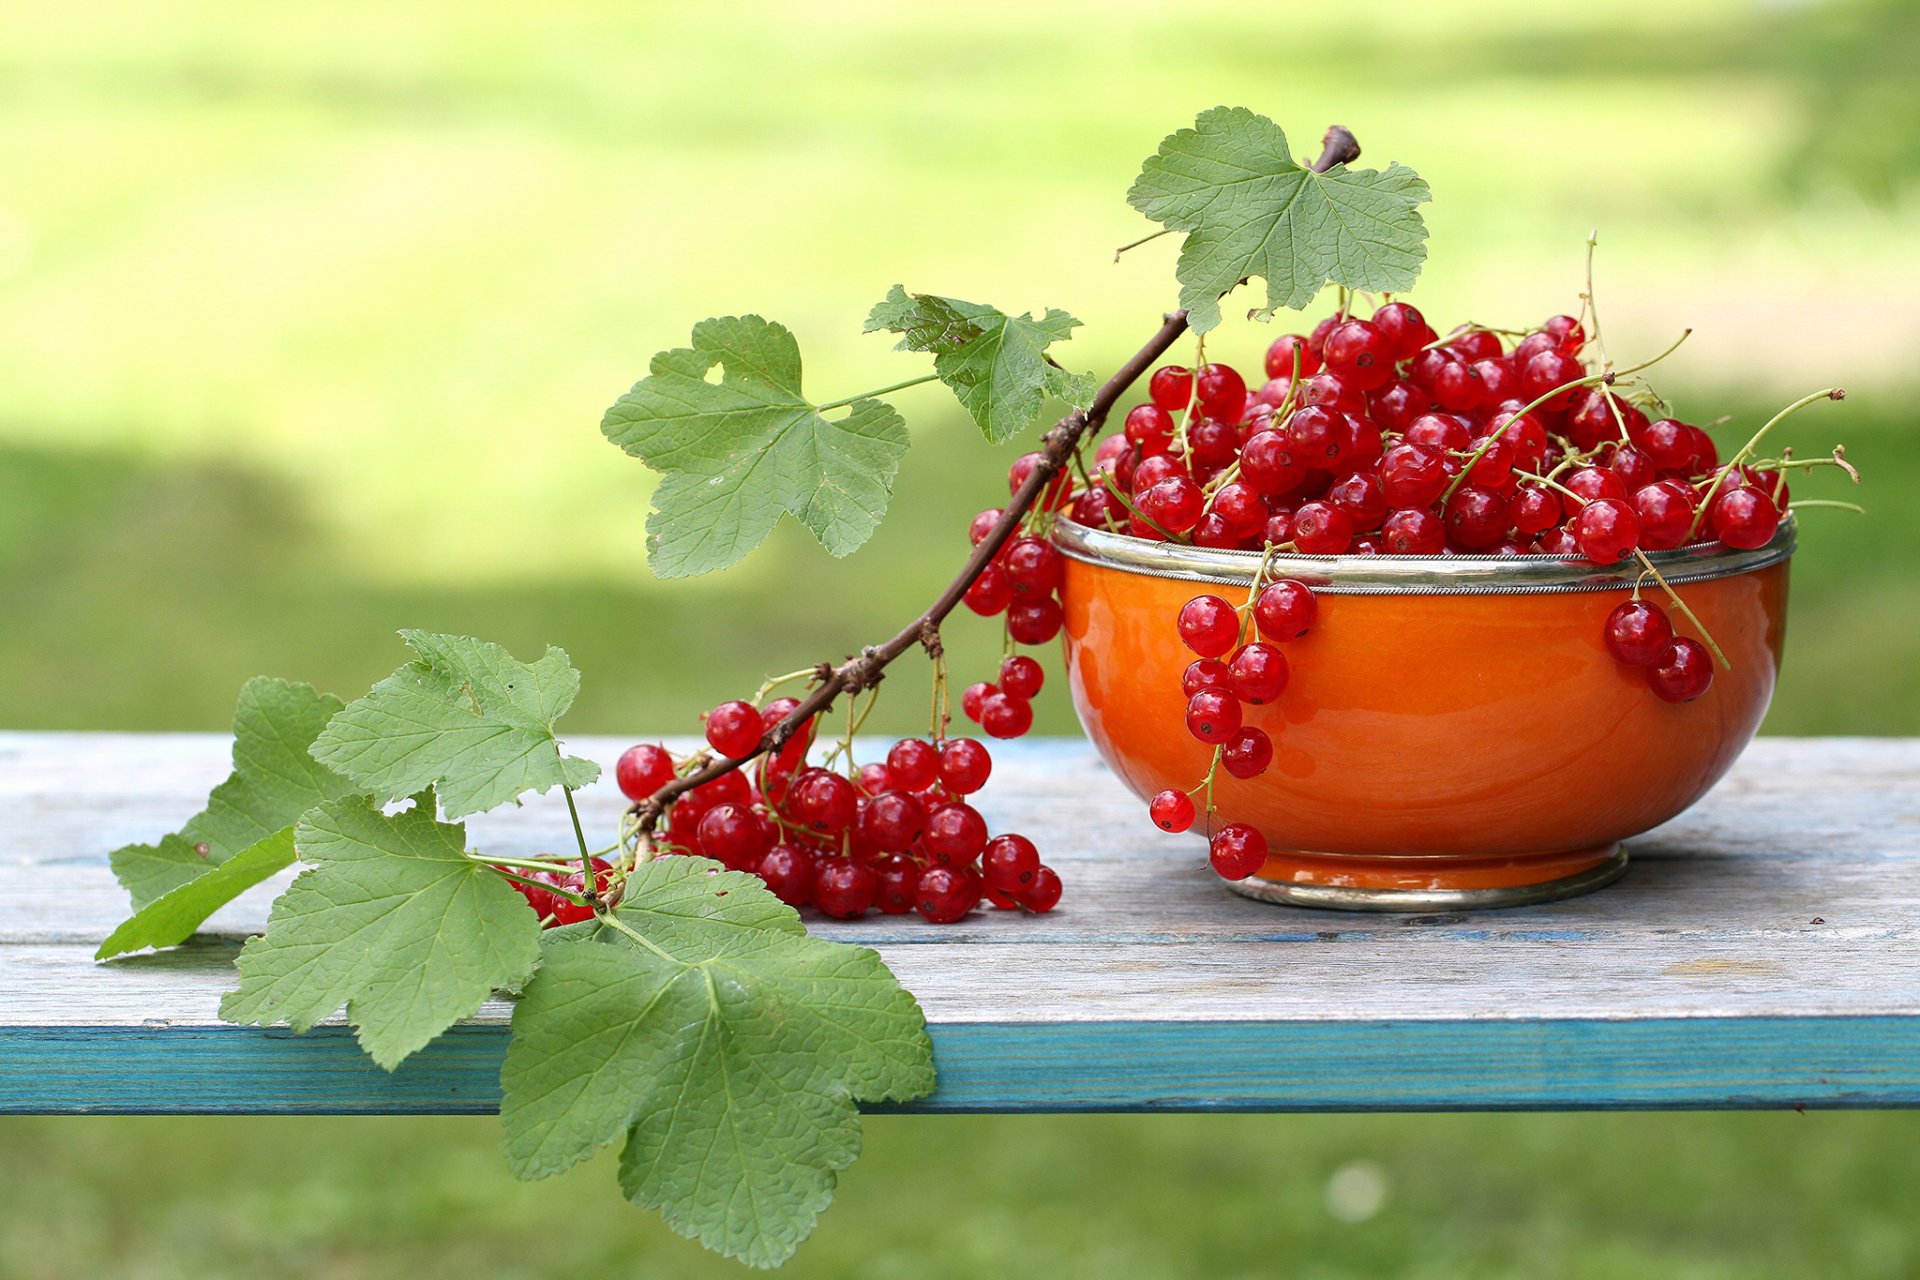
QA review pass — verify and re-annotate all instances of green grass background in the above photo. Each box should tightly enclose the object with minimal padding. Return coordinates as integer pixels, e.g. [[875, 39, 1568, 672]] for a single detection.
[[4, 0, 1918, 1274]]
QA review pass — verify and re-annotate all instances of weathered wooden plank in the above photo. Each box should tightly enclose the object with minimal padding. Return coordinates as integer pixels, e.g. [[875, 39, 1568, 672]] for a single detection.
[[2, 734, 1917, 1113], [7, 1017, 1918, 1114]]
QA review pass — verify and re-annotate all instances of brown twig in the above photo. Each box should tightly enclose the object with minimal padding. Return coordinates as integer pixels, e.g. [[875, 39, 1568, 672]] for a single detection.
[[629, 124, 1362, 839]]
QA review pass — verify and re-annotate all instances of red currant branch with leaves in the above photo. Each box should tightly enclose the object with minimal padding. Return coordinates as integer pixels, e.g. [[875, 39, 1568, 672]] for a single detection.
[[94, 106, 1855, 1270]]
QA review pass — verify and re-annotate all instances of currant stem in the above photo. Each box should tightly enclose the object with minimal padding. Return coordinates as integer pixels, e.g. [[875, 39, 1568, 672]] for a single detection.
[[1612, 327, 1691, 377], [754, 668, 820, 703], [1685, 387, 1847, 541], [1104, 475, 1187, 543], [484, 862, 592, 908], [1630, 547, 1731, 670], [814, 374, 940, 414], [561, 783, 598, 906], [1583, 229, 1610, 370], [1442, 371, 1616, 504], [1789, 499, 1867, 514]]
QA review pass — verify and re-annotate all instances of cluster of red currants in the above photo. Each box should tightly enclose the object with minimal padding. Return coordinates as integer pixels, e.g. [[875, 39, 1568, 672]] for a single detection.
[[1148, 574, 1320, 880], [596, 707, 1061, 926], [957, 487, 1070, 740]]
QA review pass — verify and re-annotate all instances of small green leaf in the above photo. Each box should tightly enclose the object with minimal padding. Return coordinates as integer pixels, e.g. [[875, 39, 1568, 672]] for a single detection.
[[310, 631, 599, 820], [601, 315, 911, 577], [1127, 106, 1431, 332], [110, 677, 354, 909], [97, 829, 297, 960], [500, 858, 934, 1268], [219, 792, 542, 1070], [863, 285, 1094, 443]]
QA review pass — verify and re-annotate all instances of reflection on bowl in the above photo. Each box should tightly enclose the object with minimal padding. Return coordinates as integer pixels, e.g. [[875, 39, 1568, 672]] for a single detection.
[[1054, 519, 1793, 911]]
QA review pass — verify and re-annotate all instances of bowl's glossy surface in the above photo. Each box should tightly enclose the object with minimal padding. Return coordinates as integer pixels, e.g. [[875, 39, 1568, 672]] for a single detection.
[[1054, 520, 1793, 905]]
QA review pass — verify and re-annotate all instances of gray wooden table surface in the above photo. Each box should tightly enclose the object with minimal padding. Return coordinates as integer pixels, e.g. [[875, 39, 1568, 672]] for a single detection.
[[2, 734, 1916, 1113]]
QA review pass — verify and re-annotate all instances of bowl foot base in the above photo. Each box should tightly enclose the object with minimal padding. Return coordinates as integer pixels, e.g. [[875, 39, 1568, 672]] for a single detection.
[[1225, 844, 1628, 912]]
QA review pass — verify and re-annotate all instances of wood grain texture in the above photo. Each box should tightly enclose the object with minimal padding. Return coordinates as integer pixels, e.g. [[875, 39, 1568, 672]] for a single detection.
[[3, 734, 1917, 1113]]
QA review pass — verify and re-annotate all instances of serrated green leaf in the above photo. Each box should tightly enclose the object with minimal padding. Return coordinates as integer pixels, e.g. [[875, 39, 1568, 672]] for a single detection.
[[863, 285, 1094, 443], [310, 631, 599, 820], [601, 315, 911, 578], [109, 677, 354, 909], [500, 858, 934, 1268], [1127, 106, 1431, 332], [219, 792, 541, 1069], [97, 828, 296, 960]]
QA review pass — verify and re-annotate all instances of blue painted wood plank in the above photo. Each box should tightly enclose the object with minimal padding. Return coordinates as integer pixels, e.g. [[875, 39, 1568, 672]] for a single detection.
[[6, 1016, 1917, 1115]]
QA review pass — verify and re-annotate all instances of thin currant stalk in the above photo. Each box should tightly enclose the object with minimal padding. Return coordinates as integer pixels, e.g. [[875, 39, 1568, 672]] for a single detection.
[[1686, 387, 1848, 541], [1628, 547, 1732, 670], [1442, 370, 1617, 504], [1790, 499, 1867, 515], [1188, 542, 1281, 824], [624, 123, 1363, 843]]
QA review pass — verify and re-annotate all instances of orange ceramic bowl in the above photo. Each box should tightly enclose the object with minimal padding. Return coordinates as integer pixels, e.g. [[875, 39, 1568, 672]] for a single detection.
[[1054, 519, 1793, 909]]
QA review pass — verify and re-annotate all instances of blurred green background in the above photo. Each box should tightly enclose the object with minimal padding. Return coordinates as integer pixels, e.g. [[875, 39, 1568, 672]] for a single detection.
[[4, 0, 1918, 1275]]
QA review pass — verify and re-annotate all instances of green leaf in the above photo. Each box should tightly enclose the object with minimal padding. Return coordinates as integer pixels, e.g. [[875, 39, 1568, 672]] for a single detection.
[[499, 858, 934, 1268], [1126, 106, 1431, 332], [863, 285, 1094, 443], [109, 677, 354, 909], [219, 792, 542, 1070], [601, 315, 911, 578], [97, 829, 296, 960], [310, 630, 599, 820]]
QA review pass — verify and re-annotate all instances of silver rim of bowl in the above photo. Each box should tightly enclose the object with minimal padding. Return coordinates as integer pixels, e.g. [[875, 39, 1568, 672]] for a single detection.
[[1051, 517, 1795, 595]]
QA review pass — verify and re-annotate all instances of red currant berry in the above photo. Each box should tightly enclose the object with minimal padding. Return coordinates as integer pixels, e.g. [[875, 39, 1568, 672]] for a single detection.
[[1379, 441, 1448, 508], [1520, 350, 1586, 410], [1182, 658, 1233, 698], [981, 833, 1041, 894], [1226, 642, 1289, 704], [1565, 467, 1627, 506], [1150, 788, 1196, 833], [998, 655, 1044, 700], [1291, 500, 1354, 554], [1209, 823, 1269, 881], [1647, 637, 1714, 703], [538, 857, 615, 926], [859, 790, 927, 852], [1186, 688, 1242, 744], [1177, 594, 1241, 658], [1006, 538, 1064, 594], [969, 508, 1003, 545], [1211, 481, 1268, 538], [1511, 483, 1564, 536], [1327, 472, 1388, 531], [1709, 484, 1781, 550], [1189, 417, 1239, 468], [1265, 332, 1321, 379], [1141, 475, 1205, 533], [1124, 403, 1175, 455], [1007, 596, 1064, 646], [886, 738, 939, 791], [916, 865, 981, 924], [789, 768, 858, 836], [1020, 865, 1063, 913], [980, 692, 1034, 740], [938, 738, 992, 794], [1253, 579, 1317, 641], [961, 680, 995, 723], [1369, 381, 1432, 434], [1222, 727, 1275, 779], [1239, 430, 1303, 497], [1444, 487, 1510, 550], [924, 802, 989, 863], [1544, 313, 1585, 354], [964, 562, 1013, 616], [1572, 497, 1641, 565], [1382, 506, 1446, 554], [872, 853, 918, 914], [696, 801, 770, 871], [1149, 365, 1194, 413], [813, 856, 877, 919], [1372, 301, 1437, 359], [704, 700, 763, 760], [1632, 480, 1697, 551], [615, 743, 676, 802], [1323, 320, 1392, 389], [1450, 328, 1503, 362], [758, 843, 816, 907], [1195, 363, 1248, 422], [1605, 599, 1675, 667]]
